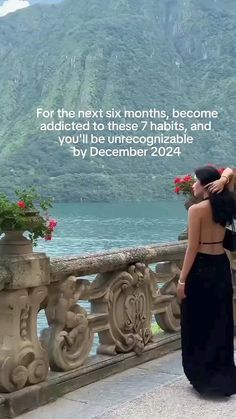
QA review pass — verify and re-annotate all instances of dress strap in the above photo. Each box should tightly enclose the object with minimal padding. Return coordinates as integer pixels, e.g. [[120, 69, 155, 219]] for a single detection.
[[199, 240, 223, 244]]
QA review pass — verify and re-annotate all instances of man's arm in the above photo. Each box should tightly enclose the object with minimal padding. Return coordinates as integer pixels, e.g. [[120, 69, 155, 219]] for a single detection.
[[221, 167, 234, 191], [205, 167, 234, 193]]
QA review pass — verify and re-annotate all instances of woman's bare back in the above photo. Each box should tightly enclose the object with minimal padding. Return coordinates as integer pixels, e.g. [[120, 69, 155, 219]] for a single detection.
[[196, 200, 226, 254]]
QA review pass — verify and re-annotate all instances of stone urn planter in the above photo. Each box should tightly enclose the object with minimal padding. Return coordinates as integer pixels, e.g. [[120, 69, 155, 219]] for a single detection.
[[0, 186, 57, 256], [0, 230, 33, 255], [0, 210, 43, 256], [183, 195, 202, 210]]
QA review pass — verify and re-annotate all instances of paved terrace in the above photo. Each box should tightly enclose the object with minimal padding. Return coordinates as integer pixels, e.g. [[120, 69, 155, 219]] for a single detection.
[[19, 339, 236, 419]]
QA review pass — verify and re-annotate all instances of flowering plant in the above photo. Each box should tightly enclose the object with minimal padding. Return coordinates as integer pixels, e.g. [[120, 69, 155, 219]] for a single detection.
[[174, 175, 195, 196], [0, 186, 57, 246], [174, 165, 225, 197]]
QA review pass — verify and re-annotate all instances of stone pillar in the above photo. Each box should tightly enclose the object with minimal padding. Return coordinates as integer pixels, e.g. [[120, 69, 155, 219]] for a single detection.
[[0, 252, 50, 392]]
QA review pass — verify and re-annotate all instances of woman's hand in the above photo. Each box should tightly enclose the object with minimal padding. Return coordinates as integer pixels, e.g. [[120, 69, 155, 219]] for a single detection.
[[204, 177, 227, 193], [176, 281, 187, 301]]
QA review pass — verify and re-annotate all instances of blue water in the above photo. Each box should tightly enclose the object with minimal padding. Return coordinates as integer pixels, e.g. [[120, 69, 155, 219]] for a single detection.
[[36, 200, 186, 257]]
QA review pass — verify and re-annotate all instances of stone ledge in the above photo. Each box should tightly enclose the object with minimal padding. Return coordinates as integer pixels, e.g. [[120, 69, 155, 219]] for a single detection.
[[50, 242, 187, 280], [0, 332, 181, 418]]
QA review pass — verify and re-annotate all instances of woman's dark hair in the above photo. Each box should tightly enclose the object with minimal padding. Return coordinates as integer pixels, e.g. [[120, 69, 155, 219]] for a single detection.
[[195, 165, 236, 227]]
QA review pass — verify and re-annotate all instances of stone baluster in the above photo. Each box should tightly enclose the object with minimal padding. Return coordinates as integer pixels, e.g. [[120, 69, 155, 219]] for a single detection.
[[40, 276, 95, 371], [0, 252, 50, 392]]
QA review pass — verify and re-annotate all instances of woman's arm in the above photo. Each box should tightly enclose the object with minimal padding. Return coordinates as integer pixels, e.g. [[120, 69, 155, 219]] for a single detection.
[[179, 205, 201, 283], [205, 167, 234, 193]]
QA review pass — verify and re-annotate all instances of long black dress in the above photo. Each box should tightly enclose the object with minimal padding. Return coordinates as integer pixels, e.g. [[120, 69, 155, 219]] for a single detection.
[[180, 251, 236, 396]]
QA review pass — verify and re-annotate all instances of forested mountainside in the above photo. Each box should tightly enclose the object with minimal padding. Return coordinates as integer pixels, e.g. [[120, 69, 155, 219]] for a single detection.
[[0, 0, 235, 201]]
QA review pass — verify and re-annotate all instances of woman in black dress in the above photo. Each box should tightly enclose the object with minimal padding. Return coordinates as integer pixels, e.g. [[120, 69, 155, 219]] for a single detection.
[[177, 165, 236, 397]]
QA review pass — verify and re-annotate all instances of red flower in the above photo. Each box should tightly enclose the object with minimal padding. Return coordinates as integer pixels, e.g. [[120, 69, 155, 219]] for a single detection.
[[45, 235, 52, 241], [17, 201, 26, 208], [183, 175, 192, 182], [175, 186, 180, 194], [174, 177, 181, 184]]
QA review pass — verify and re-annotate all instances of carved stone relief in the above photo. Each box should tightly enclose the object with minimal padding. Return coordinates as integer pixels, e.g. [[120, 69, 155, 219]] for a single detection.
[[153, 261, 182, 332], [0, 286, 48, 392], [90, 263, 153, 355], [41, 276, 93, 371]]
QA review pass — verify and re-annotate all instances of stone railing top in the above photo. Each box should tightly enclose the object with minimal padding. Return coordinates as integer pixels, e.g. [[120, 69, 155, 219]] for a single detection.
[[50, 241, 187, 281], [0, 241, 187, 289]]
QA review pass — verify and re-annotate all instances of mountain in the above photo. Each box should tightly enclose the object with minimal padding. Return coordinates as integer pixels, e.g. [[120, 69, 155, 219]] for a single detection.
[[0, 0, 235, 201]]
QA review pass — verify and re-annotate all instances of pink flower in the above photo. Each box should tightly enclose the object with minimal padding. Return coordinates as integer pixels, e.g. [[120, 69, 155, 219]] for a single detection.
[[49, 219, 57, 227], [45, 235, 52, 241], [175, 186, 180, 194], [48, 219, 57, 231]]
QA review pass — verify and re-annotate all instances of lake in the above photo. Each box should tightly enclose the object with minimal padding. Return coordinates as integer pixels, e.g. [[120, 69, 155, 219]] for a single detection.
[[36, 200, 187, 353], [36, 200, 187, 257]]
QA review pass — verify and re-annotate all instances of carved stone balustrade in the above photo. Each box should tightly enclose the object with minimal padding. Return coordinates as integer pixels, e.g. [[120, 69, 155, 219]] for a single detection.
[[43, 243, 187, 371], [0, 242, 235, 416]]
